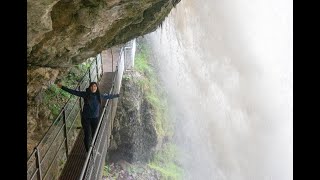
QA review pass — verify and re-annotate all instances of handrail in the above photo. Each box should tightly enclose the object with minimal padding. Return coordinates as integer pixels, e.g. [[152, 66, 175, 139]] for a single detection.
[[41, 124, 66, 178], [39, 119, 64, 165], [79, 64, 119, 179], [27, 54, 104, 180], [28, 58, 96, 157], [27, 39, 135, 180], [79, 43, 129, 179]]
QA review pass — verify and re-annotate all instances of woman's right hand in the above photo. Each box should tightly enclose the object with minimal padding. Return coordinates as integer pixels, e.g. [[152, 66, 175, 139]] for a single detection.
[[56, 82, 63, 88]]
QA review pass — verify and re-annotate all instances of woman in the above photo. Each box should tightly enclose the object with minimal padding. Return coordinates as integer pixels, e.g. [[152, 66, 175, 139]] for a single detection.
[[57, 81, 119, 152]]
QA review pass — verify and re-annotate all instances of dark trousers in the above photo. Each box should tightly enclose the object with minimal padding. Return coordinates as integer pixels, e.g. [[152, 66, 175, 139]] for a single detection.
[[81, 117, 99, 152]]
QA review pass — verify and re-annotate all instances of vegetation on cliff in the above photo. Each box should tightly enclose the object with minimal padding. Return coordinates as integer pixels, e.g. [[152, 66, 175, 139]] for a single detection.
[[104, 38, 183, 180]]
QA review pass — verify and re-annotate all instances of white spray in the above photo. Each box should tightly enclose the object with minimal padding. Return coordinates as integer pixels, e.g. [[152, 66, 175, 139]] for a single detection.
[[146, 0, 292, 179]]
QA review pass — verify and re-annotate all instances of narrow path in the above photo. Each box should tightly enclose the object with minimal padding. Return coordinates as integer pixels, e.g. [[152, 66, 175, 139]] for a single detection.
[[59, 49, 118, 180]]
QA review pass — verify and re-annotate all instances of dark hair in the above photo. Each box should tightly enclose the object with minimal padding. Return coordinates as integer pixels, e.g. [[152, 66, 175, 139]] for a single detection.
[[85, 82, 101, 104]]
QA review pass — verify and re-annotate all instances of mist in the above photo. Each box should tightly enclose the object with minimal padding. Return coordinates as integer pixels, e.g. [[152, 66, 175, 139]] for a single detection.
[[145, 0, 292, 179]]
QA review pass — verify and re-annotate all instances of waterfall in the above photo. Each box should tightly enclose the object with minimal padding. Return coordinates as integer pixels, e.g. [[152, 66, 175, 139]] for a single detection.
[[146, 0, 292, 179]]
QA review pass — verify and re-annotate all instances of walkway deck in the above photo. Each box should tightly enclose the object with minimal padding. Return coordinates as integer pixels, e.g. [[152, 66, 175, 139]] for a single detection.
[[59, 49, 117, 180], [27, 41, 134, 180]]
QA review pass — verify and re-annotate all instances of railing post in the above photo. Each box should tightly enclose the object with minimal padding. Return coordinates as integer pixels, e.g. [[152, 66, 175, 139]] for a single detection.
[[62, 109, 69, 157], [89, 70, 92, 83], [35, 147, 43, 180], [95, 56, 99, 81], [123, 47, 126, 70], [100, 53, 103, 75], [111, 49, 114, 72], [78, 86, 82, 113]]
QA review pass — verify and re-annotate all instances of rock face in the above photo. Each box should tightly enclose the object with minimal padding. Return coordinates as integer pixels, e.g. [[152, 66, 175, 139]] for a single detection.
[[109, 71, 158, 163], [27, 0, 181, 67], [27, 0, 180, 157], [27, 66, 68, 157]]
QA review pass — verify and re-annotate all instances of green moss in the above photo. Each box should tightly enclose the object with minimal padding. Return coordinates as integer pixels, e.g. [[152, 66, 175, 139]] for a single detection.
[[103, 165, 111, 177], [134, 41, 173, 137], [148, 143, 183, 180], [134, 44, 152, 74], [42, 59, 93, 121], [123, 75, 131, 81], [134, 39, 182, 179]]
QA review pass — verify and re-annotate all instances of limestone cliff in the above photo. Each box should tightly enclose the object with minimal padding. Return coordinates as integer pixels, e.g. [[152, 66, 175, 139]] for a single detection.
[[27, 0, 181, 67], [27, 0, 181, 157], [109, 70, 158, 163]]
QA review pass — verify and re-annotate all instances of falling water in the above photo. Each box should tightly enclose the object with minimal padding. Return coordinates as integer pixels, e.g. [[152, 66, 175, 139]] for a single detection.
[[145, 0, 292, 179]]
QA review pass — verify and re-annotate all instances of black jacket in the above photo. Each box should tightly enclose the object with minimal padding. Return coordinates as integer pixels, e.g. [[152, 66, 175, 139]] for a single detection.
[[61, 86, 119, 118]]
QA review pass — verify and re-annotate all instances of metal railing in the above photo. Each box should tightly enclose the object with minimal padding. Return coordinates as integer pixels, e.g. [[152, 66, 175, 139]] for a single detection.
[[27, 39, 136, 180], [124, 38, 136, 70], [27, 54, 104, 180], [79, 45, 126, 180]]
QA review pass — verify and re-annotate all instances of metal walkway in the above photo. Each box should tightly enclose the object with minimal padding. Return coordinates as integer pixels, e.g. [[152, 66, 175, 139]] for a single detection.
[[59, 72, 115, 180], [59, 130, 87, 180], [27, 39, 136, 180]]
